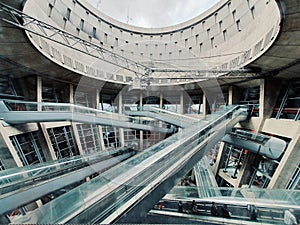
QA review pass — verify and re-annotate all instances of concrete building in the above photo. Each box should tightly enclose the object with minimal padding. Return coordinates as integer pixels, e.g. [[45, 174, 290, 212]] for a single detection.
[[0, 0, 299, 223]]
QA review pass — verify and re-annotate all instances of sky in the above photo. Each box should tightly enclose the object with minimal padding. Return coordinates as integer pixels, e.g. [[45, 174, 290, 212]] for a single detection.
[[87, 0, 221, 28]]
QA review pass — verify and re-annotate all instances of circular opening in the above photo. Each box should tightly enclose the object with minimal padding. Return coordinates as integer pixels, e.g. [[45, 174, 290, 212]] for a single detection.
[[87, 0, 221, 28]]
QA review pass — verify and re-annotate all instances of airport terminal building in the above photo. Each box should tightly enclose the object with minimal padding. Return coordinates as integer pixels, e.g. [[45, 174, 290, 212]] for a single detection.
[[0, 0, 299, 224]]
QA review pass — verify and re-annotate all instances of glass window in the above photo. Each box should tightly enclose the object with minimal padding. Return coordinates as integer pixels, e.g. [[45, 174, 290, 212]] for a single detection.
[[47, 126, 77, 159], [11, 132, 46, 166], [287, 162, 300, 190]]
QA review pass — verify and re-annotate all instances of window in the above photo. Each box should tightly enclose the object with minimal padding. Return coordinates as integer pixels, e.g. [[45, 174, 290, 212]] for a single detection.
[[221, 145, 246, 179], [219, 21, 223, 31], [185, 38, 188, 47], [251, 6, 255, 19], [11, 132, 46, 165], [287, 162, 300, 190], [214, 13, 218, 23], [227, 2, 231, 11], [232, 10, 236, 21], [236, 19, 241, 32], [77, 124, 102, 154], [272, 80, 300, 120], [92, 27, 96, 38], [80, 19, 84, 30], [48, 3, 53, 17], [66, 8, 71, 20], [0, 159, 5, 171], [104, 33, 108, 43], [48, 126, 77, 159], [207, 28, 210, 37], [223, 30, 227, 41], [102, 127, 120, 149]]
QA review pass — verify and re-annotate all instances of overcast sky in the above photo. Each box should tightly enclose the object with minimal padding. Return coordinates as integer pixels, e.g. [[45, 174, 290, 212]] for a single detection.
[[87, 0, 220, 28]]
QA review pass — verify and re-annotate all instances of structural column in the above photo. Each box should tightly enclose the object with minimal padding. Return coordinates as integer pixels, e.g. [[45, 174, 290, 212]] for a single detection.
[[202, 94, 207, 116], [118, 92, 125, 147], [37, 76, 42, 111], [212, 142, 225, 176], [69, 84, 74, 104], [37, 76, 57, 160], [257, 78, 282, 131], [228, 86, 242, 105], [69, 84, 84, 155], [180, 91, 184, 114], [139, 93, 143, 150], [159, 93, 163, 109], [0, 124, 23, 167], [95, 90, 106, 151], [268, 130, 300, 189]]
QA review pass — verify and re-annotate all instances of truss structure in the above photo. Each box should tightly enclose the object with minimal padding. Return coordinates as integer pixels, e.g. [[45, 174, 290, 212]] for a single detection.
[[0, 2, 149, 77], [0, 2, 259, 81]]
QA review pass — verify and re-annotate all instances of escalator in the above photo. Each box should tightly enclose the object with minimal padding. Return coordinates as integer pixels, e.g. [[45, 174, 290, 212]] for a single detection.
[[0, 147, 135, 216], [0, 100, 171, 133], [11, 105, 247, 224], [151, 186, 300, 224], [193, 156, 221, 198], [124, 105, 199, 128]]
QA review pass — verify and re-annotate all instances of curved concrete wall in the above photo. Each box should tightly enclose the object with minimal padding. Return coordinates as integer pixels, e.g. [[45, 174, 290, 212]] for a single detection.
[[22, 0, 281, 85]]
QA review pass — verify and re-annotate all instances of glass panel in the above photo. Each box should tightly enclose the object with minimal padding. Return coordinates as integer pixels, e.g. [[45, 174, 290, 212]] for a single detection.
[[10, 132, 45, 166]]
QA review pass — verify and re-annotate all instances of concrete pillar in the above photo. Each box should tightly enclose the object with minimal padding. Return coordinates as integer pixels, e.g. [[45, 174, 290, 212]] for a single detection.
[[69, 84, 74, 104], [159, 93, 163, 109], [180, 91, 184, 114], [95, 88, 99, 110], [71, 123, 84, 155], [228, 86, 242, 105], [159, 93, 163, 129], [202, 94, 207, 116], [39, 124, 57, 160], [98, 125, 106, 151], [118, 92, 125, 147], [257, 78, 282, 131], [37, 76, 42, 111], [228, 87, 233, 106], [268, 129, 300, 189], [95, 89, 106, 150], [259, 79, 265, 120], [36, 130, 52, 161], [68, 84, 84, 155], [212, 142, 225, 176], [139, 93, 143, 150]]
